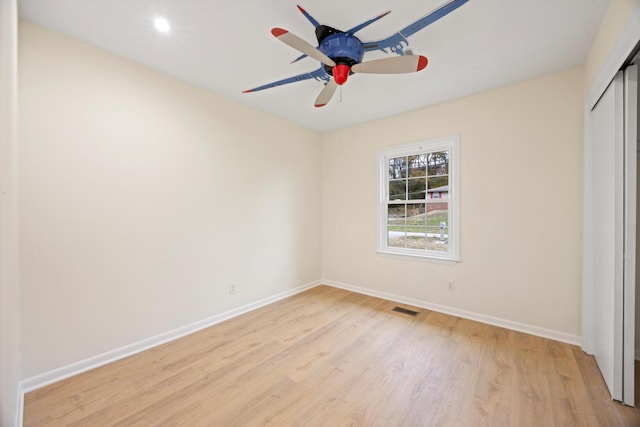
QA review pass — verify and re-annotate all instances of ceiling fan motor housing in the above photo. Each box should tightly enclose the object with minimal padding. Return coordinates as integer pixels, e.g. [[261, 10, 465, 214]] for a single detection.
[[319, 32, 364, 81]]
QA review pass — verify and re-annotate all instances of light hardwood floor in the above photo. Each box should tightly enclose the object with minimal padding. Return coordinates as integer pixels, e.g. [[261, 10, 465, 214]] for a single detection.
[[24, 286, 640, 426]]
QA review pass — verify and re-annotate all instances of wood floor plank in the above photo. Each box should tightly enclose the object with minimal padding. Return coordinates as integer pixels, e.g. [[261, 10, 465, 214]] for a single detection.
[[23, 285, 640, 426]]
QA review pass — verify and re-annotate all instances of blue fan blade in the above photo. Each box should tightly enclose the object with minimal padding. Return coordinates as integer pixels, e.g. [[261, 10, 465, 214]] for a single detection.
[[291, 53, 308, 64], [297, 5, 320, 28], [346, 10, 391, 35], [243, 67, 328, 93], [363, 0, 469, 54]]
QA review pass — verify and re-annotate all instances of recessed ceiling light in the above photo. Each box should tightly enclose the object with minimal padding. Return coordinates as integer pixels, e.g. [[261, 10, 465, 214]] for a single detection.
[[154, 17, 170, 33]]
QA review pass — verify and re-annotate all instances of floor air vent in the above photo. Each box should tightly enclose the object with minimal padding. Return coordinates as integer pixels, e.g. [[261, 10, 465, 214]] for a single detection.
[[392, 306, 419, 317]]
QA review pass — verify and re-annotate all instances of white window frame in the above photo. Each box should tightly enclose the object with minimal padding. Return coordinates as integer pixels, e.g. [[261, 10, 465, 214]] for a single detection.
[[377, 136, 460, 262]]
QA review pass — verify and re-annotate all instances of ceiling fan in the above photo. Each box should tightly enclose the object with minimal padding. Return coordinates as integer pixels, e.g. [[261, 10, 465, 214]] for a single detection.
[[243, 0, 469, 107]]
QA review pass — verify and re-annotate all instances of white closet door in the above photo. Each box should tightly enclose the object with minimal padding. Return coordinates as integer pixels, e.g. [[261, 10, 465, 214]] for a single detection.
[[591, 70, 624, 401]]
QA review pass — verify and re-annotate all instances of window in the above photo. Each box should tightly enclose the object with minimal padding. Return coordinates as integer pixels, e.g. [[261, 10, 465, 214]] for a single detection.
[[378, 136, 460, 261]]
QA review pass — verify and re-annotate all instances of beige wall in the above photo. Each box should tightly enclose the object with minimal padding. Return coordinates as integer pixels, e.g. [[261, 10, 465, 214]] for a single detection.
[[16, 2, 614, 387], [1, 0, 21, 424], [322, 68, 584, 336], [584, 0, 640, 93], [19, 21, 322, 378]]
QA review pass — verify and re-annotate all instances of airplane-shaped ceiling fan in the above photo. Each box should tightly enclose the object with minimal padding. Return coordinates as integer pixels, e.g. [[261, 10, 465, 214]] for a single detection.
[[243, 0, 469, 107]]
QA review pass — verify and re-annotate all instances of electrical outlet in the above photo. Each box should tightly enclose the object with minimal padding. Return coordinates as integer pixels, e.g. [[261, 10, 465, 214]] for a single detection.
[[448, 281, 454, 292], [229, 284, 237, 295]]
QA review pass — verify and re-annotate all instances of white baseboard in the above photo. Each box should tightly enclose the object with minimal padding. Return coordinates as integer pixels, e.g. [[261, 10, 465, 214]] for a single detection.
[[322, 279, 582, 346], [17, 279, 320, 423]]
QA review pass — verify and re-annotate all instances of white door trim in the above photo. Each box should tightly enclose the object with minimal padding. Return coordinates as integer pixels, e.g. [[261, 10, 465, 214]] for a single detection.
[[623, 64, 638, 406]]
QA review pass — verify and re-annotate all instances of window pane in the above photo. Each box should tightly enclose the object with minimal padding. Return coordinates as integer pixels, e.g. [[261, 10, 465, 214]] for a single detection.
[[428, 151, 449, 176], [388, 204, 406, 226], [389, 180, 406, 200], [388, 202, 410, 248], [406, 203, 426, 232], [427, 175, 448, 189], [408, 154, 426, 177], [426, 234, 448, 252], [406, 203, 426, 249], [405, 235, 426, 250], [388, 157, 407, 179], [388, 228, 406, 248], [426, 201, 448, 224], [426, 203, 448, 252], [427, 176, 448, 200], [407, 178, 426, 200]]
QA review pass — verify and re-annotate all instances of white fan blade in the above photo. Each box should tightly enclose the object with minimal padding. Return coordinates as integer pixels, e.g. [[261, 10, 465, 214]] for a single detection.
[[352, 55, 428, 74], [272, 28, 336, 68], [315, 79, 338, 108]]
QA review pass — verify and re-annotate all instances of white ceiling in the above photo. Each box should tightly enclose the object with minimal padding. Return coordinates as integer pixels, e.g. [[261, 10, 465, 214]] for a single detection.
[[18, 0, 609, 133]]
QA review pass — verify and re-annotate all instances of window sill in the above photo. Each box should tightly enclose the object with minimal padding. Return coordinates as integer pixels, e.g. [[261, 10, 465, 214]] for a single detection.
[[376, 250, 460, 265]]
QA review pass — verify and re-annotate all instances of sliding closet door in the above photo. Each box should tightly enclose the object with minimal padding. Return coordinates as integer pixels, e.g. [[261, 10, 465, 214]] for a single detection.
[[590, 70, 624, 401], [623, 64, 638, 406]]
